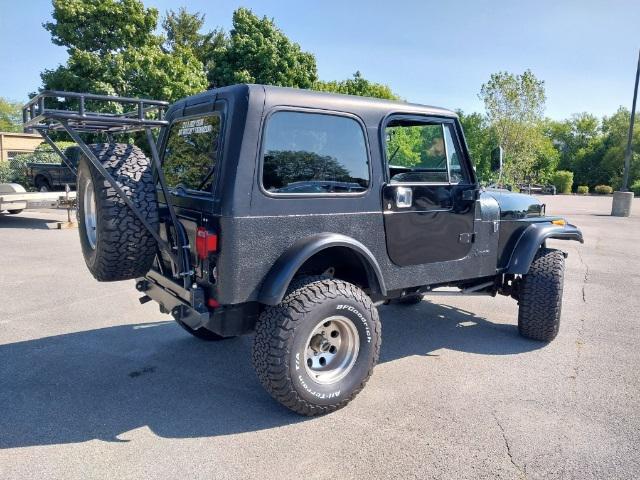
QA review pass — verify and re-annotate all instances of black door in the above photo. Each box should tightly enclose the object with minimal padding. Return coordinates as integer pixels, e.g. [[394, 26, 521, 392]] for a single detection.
[[382, 116, 478, 267]]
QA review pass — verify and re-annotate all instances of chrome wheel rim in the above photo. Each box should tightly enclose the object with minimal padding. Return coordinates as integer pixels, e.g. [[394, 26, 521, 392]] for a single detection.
[[304, 315, 360, 385], [83, 180, 97, 249]]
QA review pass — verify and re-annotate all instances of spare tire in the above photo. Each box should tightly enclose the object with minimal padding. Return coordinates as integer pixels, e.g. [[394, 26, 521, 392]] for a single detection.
[[77, 143, 158, 282]]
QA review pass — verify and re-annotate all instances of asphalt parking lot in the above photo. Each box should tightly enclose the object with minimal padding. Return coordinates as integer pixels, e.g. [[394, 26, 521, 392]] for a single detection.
[[1, 195, 639, 479]]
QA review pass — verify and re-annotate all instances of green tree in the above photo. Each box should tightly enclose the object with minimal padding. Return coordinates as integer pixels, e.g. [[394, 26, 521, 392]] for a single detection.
[[543, 108, 640, 190], [208, 8, 317, 88], [599, 108, 640, 189], [162, 7, 226, 80], [44, 0, 158, 55], [41, 0, 207, 103], [543, 113, 599, 172], [457, 110, 495, 181], [385, 125, 425, 166], [314, 72, 399, 100], [0, 98, 22, 132], [479, 70, 548, 183]]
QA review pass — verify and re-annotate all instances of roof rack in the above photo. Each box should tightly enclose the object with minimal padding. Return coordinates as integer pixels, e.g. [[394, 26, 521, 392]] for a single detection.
[[22, 90, 170, 134]]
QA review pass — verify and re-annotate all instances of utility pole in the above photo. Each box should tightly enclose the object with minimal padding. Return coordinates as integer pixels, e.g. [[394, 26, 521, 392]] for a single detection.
[[622, 49, 640, 191], [612, 49, 639, 216]]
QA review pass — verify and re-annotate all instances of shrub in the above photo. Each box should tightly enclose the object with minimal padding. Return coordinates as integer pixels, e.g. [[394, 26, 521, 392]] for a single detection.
[[551, 170, 573, 194], [594, 185, 613, 195], [631, 180, 640, 196], [0, 161, 12, 183], [577, 185, 589, 195]]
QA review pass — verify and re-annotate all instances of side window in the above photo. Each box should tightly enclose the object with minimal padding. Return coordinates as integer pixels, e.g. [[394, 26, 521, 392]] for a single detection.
[[262, 111, 369, 194], [385, 119, 466, 184], [163, 115, 221, 191]]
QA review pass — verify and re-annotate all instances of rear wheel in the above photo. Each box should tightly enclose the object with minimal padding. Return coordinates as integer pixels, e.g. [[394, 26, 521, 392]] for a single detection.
[[77, 143, 158, 282], [252, 277, 381, 416], [517, 248, 565, 342], [35, 176, 50, 192]]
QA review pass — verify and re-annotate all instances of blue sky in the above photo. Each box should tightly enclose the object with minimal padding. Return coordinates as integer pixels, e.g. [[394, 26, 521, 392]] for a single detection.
[[1, 0, 638, 119]]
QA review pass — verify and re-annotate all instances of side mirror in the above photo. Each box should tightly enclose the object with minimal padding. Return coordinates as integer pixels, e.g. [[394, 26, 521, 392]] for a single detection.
[[490, 146, 503, 173]]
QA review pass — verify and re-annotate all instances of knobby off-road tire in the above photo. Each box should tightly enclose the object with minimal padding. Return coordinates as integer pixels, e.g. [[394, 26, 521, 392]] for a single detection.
[[252, 277, 381, 416], [175, 318, 234, 342], [77, 143, 158, 282], [517, 248, 565, 342]]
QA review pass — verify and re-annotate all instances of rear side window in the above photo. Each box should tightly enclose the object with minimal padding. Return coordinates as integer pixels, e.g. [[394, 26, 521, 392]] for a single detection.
[[261, 111, 369, 194], [163, 115, 221, 191]]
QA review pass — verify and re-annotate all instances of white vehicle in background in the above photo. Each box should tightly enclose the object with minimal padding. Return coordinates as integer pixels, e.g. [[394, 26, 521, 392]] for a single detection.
[[0, 183, 76, 215], [0, 183, 28, 214]]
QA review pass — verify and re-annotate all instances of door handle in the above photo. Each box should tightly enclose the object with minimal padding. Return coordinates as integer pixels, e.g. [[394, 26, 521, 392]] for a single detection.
[[395, 187, 413, 208]]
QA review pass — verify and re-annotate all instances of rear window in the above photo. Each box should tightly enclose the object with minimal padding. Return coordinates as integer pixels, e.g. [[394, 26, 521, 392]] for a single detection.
[[261, 111, 370, 194], [163, 115, 221, 191]]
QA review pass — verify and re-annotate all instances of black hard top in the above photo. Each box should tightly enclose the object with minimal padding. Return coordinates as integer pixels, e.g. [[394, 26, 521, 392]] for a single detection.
[[167, 84, 458, 121]]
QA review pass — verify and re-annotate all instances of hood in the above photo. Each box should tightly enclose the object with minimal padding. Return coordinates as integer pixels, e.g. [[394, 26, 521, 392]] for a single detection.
[[482, 189, 544, 220]]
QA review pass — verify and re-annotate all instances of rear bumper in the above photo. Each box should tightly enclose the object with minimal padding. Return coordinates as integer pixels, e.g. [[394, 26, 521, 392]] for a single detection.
[[137, 269, 258, 336]]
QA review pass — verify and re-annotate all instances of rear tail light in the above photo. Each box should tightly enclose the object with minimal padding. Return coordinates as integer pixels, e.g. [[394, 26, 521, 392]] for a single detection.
[[195, 227, 218, 259]]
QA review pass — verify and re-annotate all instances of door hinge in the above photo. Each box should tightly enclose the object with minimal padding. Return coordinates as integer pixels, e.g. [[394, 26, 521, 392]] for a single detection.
[[459, 232, 475, 244]]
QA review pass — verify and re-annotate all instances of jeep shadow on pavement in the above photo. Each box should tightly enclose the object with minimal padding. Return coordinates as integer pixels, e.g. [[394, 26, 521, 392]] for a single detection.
[[22, 85, 583, 416], [0, 301, 544, 448]]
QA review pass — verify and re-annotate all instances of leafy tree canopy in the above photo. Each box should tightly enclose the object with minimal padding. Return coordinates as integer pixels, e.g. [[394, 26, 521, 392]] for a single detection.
[[314, 72, 399, 100], [40, 2, 395, 105], [457, 110, 495, 181], [162, 7, 225, 78], [480, 69, 546, 126], [41, 0, 207, 103], [478, 70, 549, 183], [44, 0, 158, 55], [208, 8, 318, 88], [0, 98, 23, 132]]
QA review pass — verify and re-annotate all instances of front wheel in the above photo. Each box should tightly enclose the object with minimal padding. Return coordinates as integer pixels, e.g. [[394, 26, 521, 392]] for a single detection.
[[517, 248, 565, 342], [252, 277, 381, 416]]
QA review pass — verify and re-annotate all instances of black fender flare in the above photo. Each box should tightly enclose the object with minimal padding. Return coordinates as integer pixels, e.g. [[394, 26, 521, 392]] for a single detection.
[[258, 233, 387, 305], [506, 221, 584, 274]]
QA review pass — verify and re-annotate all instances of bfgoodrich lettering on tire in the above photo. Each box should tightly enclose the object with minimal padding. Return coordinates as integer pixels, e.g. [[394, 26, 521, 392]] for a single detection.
[[517, 248, 565, 342], [252, 277, 381, 416], [77, 143, 158, 282]]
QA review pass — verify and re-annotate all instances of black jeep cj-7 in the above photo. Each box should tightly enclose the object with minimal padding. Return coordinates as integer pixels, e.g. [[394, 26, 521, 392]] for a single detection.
[[23, 85, 583, 415]]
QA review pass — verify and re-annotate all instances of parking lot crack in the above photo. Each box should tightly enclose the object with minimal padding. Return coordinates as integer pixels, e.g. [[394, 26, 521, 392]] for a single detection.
[[576, 248, 590, 303], [571, 248, 589, 387], [492, 412, 527, 479]]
